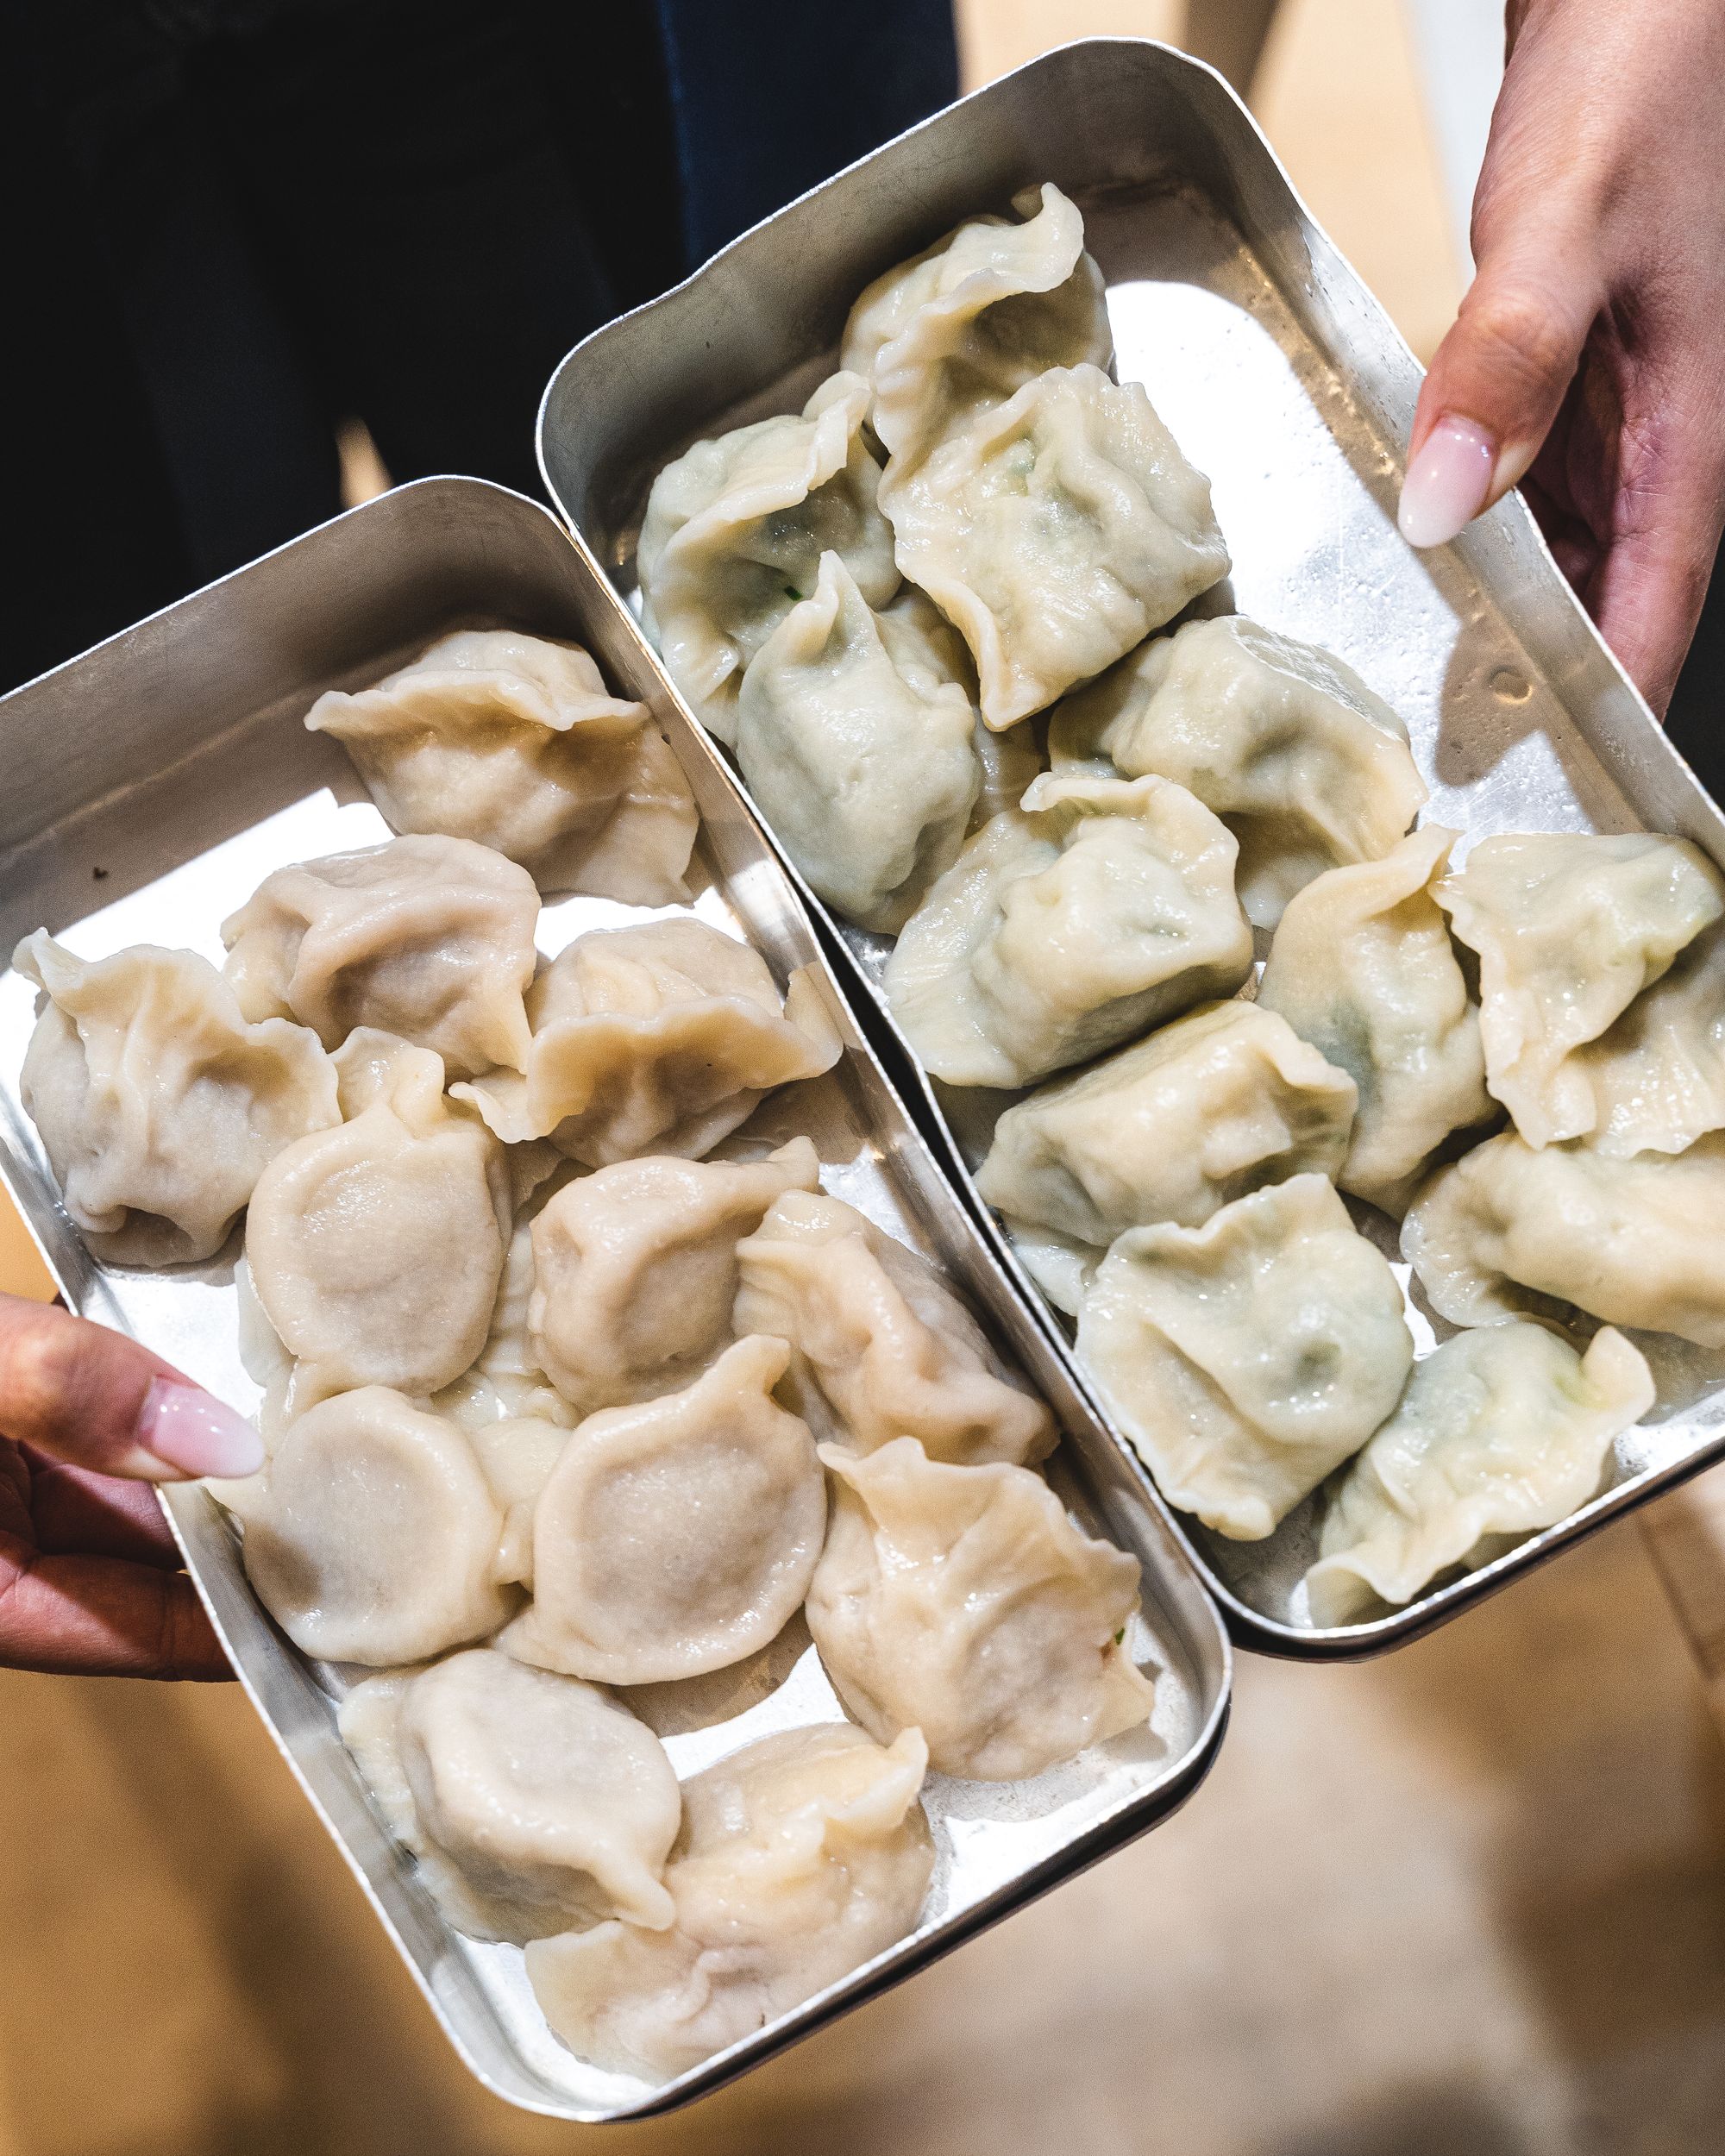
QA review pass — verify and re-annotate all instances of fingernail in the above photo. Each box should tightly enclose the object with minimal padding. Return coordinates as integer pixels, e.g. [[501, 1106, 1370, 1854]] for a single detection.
[[140, 1376, 264, 1479], [1398, 417, 1496, 548]]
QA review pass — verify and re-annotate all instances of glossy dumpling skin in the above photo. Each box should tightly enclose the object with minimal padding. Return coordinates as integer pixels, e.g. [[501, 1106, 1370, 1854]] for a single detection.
[[527, 1724, 932, 2081], [1076, 1176, 1414, 1539], [733, 554, 981, 932], [732, 1188, 1056, 1467], [13, 931, 338, 1266], [976, 1000, 1358, 1313], [245, 1030, 510, 1408], [304, 630, 699, 904], [1402, 1129, 1725, 1347], [529, 1138, 820, 1412], [1435, 830, 1725, 1151], [882, 365, 1228, 730], [806, 1438, 1153, 1780], [221, 834, 539, 1081], [884, 772, 1252, 1088], [1305, 1324, 1654, 1626], [454, 918, 840, 1163], [1257, 827, 1492, 1212], [338, 1650, 680, 1943], [505, 1336, 825, 1685], [1050, 617, 1428, 927], [637, 373, 899, 743]]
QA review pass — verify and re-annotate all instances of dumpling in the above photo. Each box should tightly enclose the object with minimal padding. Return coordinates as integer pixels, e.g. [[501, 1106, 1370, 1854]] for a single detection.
[[1305, 1324, 1654, 1626], [1257, 827, 1493, 1211], [733, 554, 980, 931], [527, 1724, 932, 2080], [841, 181, 1113, 466], [1075, 1176, 1414, 1539], [221, 834, 539, 1080], [229, 1387, 512, 1664], [504, 1336, 825, 1684], [304, 630, 699, 903], [529, 1138, 821, 1411], [467, 1416, 572, 1587], [1049, 617, 1428, 927], [13, 931, 338, 1266], [244, 1030, 510, 1410], [433, 1211, 580, 1440], [806, 1438, 1153, 1780], [1402, 1129, 1725, 1346], [1435, 830, 1725, 1150], [454, 918, 841, 1163], [975, 1000, 1358, 1313], [338, 1649, 680, 1942], [637, 373, 899, 743], [732, 1188, 1056, 1467], [881, 364, 1229, 730], [884, 772, 1252, 1088]]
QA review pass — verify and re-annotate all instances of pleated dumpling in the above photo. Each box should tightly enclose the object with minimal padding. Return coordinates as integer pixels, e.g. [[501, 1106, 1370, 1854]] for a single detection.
[[527, 1724, 932, 2081], [884, 771, 1252, 1088], [1076, 1176, 1414, 1539], [529, 1138, 821, 1412], [221, 834, 539, 1080], [1050, 616, 1428, 927], [304, 630, 699, 903], [13, 931, 338, 1266], [882, 364, 1229, 730], [1435, 830, 1725, 1151], [1257, 827, 1493, 1212], [637, 373, 899, 743], [454, 918, 839, 1164], [806, 1438, 1154, 1780], [732, 1188, 1056, 1467], [975, 1000, 1358, 1313], [338, 1650, 681, 1943], [1305, 1324, 1654, 1626]]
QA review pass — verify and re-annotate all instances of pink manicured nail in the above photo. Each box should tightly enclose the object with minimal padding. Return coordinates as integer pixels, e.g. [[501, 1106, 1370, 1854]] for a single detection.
[[1397, 417, 1496, 548], [139, 1376, 264, 1479]]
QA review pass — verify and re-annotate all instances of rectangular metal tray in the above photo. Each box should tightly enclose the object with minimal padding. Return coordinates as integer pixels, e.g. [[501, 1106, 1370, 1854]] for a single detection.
[[537, 34, 1725, 1658], [0, 477, 1229, 2121]]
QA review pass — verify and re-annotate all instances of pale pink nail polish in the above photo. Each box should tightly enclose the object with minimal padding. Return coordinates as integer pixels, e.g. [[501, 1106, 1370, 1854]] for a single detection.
[[139, 1376, 264, 1479], [1397, 417, 1496, 548]]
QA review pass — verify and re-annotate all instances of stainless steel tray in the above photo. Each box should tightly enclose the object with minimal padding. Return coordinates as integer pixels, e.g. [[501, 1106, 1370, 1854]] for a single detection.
[[0, 477, 1229, 2121], [537, 34, 1725, 1659]]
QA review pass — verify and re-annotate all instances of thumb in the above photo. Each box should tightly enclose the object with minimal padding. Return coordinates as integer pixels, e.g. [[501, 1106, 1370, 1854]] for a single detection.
[[0, 1294, 262, 1482]]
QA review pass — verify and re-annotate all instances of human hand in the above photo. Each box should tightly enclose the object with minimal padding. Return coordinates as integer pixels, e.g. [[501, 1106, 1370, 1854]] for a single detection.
[[0, 1294, 262, 1679], [1397, 0, 1725, 714]]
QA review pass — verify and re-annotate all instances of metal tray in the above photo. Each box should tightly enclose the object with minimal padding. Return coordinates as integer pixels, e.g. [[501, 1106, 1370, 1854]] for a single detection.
[[0, 477, 1229, 2121], [537, 34, 1725, 1659]]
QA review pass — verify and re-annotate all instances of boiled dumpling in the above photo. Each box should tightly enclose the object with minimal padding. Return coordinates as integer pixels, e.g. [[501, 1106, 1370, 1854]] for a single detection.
[[976, 1000, 1358, 1312], [433, 1211, 580, 1440], [527, 1723, 932, 2080], [467, 1416, 572, 1587], [1435, 830, 1725, 1150], [732, 1188, 1056, 1467], [338, 1649, 680, 1942], [304, 630, 698, 903], [1049, 617, 1428, 927], [884, 772, 1252, 1088], [454, 918, 840, 1163], [881, 364, 1229, 730], [637, 373, 899, 743], [222, 834, 539, 1080], [529, 1138, 821, 1411], [504, 1336, 825, 1684], [1257, 827, 1493, 1211], [1075, 1176, 1414, 1539], [13, 931, 338, 1266], [1305, 1324, 1655, 1625], [1402, 1129, 1725, 1347], [806, 1438, 1153, 1779]]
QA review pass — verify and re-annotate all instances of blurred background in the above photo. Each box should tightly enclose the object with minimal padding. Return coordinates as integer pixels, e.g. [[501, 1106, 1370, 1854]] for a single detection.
[[7, 5, 1725, 2153]]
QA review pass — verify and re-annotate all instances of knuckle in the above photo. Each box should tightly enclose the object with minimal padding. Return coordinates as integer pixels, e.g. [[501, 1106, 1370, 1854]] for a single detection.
[[0, 1313, 86, 1445], [1462, 285, 1583, 396]]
